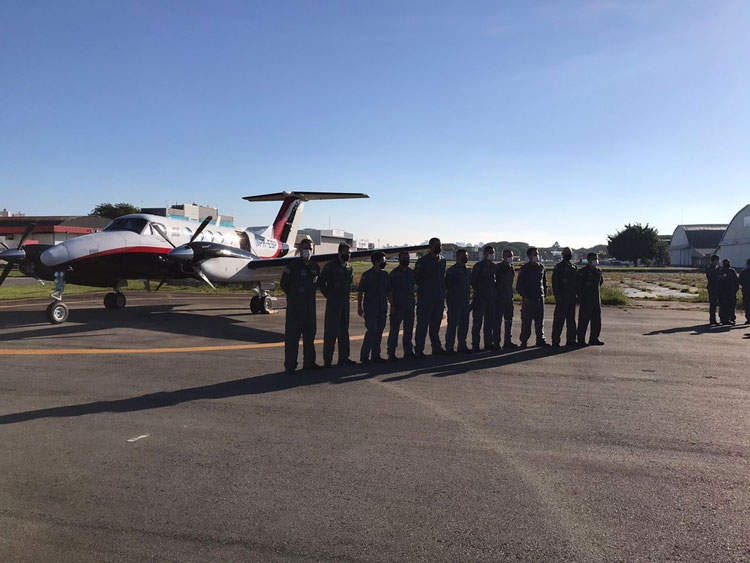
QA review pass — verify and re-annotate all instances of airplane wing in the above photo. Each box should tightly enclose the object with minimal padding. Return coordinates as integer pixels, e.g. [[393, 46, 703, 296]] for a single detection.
[[244, 244, 430, 270]]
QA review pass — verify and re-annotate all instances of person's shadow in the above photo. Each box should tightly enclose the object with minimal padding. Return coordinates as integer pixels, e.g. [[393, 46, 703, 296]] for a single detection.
[[644, 323, 746, 336], [0, 346, 576, 426]]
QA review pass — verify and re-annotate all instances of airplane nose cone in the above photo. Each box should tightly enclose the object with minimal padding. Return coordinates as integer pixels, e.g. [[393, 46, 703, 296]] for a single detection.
[[168, 246, 194, 261], [41, 244, 71, 267], [0, 248, 26, 263]]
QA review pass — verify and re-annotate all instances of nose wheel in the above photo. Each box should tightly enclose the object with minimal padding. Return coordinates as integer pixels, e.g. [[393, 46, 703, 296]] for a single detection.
[[250, 294, 273, 314], [46, 301, 69, 324]]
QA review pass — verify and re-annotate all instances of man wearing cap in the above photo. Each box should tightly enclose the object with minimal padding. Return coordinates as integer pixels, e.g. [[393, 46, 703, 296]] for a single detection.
[[718, 258, 739, 326], [414, 237, 447, 358], [471, 245, 497, 352], [494, 249, 517, 350], [551, 246, 578, 347], [516, 246, 549, 347], [358, 251, 391, 363], [445, 249, 471, 353], [577, 252, 604, 346], [387, 251, 416, 360], [280, 237, 321, 374], [318, 242, 356, 367], [740, 258, 750, 324]]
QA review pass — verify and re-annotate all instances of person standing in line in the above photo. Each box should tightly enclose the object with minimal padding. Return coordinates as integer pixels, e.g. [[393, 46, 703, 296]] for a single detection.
[[358, 252, 391, 363], [718, 258, 739, 326], [318, 243, 356, 367], [387, 251, 416, 360], [280, 238, 321, 374], [470, 245, 497, 352], [551, 247, 578, 347], [516, 246, 549, 348], [705, 254, 723, 326], [414, 237, 447, 358], [740, 258, 750, 324], [494, 249, 518, 350], [577, 252, 604, 346], [445, 249, 471, 354]]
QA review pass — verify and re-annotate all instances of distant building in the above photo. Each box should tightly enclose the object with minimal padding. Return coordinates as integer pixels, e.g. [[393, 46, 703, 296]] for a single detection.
[[669, 224, 727, 267], [141, 203, 234, 228], [717, 204, 750, 267], [1, 208, 25, 218], [297, 228, 355, 255], [0, 216, 111, 246]]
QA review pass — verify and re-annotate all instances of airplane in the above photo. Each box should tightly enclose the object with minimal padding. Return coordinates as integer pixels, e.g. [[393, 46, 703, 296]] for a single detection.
[[0, 191, 429, 324]]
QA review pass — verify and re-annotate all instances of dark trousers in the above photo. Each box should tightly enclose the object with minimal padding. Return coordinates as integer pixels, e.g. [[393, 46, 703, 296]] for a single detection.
[[520, 297, 545, 344], [708, 289, 719, 323], [445, 301, 470, 351], [719, 294, 737, 323], [471, 298, 495, 350], [323, 299, 350, 365], [361, 309, 387, 361], [387, 306, 415, 357], [552, 298, 577, 344], [285, 302, 317, 370], [577, 299, 601, 343], [415, 296, 444, 354], [494, 298, 514, 346], [744, 290, 750, 322]]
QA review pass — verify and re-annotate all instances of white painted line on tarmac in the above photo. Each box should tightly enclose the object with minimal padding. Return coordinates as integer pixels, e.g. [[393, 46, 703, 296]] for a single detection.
[[126, 434, 150, 443]]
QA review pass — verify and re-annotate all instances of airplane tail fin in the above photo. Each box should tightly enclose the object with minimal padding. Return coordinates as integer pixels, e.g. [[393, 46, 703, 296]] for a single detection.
[[243, 191, 368, 246]]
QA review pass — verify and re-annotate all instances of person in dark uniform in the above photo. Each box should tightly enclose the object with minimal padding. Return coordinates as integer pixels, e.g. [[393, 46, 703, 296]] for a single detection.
[[358, 251, 391, 363], [577, 252, 604, 346], [551, 247, 578, 347], [414, 237, 447, 358], [740, 258, 750, 324], [445, 249, 471, 353], [516, 246, 548, 348], [280, 238, 321, 374], [705, 254, 722, 325], [471, 245, 497, 352], [387, 251, 416, 360], [494, 249, 517, 350], [318, 243, 356, 367], [718, 258, 739, 325]]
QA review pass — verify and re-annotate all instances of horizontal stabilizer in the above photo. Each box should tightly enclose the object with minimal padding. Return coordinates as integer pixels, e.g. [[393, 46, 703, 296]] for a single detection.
[[243, 191, 369, 203]]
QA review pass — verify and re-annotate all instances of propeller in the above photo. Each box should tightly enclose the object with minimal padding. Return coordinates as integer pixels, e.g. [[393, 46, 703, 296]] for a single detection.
[[151, 216, 215, 289], [0, 223, 36, 287]]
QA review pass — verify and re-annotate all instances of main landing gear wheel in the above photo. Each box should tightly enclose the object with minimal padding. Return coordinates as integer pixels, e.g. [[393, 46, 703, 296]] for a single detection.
[[250, 295, 273, 314], [46, 301, 69, 324], [250, 295, 261, 314], [104, 292, 127, 309]]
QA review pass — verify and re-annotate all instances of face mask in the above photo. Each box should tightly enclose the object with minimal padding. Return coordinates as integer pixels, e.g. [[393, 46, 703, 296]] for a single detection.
[[505, 257, 513, 264], [487, 254, 495, 261], [592, 260, 600, 266], [530, 256, 539, 263], [341, 253, 350, 262], [399, 258, 410, 267], [460, 256, 468, 264], [433, 245, 442, 255], [301, 249, 312, 259]]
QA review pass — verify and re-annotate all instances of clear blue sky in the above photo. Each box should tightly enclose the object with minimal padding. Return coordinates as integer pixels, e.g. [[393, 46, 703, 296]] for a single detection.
[[2, 1, 749, 247]]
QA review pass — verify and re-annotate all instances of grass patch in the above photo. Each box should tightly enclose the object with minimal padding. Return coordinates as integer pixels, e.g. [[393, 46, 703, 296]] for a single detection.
[[600, 286, 629, 306]]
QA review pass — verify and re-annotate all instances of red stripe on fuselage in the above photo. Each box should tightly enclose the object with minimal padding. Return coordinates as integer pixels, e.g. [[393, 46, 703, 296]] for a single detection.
[[73, 246, 171, 262]]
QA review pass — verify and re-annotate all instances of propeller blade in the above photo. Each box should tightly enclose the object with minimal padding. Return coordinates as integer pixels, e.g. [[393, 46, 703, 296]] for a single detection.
[[0, 263, 13, 286], [195, 265, 215, 289], [17, 223, 37, 249], [189, 216, 213, 245], [151, 223, 175, 248], [0, 241, 8, 250]]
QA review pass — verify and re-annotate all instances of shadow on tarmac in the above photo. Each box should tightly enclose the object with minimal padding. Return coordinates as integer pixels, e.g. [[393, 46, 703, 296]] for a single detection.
[[643, 323, 749, 336], [0, 304, 283, 343], [0, 346, 575, 426]]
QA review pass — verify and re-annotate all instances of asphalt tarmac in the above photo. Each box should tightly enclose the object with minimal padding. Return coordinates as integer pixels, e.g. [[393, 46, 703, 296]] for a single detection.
[[0, 294, 748, 562]]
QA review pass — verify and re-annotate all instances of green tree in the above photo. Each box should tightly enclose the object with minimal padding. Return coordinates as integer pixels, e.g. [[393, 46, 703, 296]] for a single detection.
[[607, 223, 660, 266], [653, 239, 670, 267], [91, 202, 140, 219]]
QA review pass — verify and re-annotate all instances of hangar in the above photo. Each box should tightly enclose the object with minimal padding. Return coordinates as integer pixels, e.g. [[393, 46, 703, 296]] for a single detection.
[[668, 224, 727, 267], [0, 215, 111, 247], [717, 204, 750, 267]]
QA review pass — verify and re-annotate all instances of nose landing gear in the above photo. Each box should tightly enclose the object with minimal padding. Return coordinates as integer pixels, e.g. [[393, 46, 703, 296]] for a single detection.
[[249, 284, 274, 314], [46, 271, 69, 324]]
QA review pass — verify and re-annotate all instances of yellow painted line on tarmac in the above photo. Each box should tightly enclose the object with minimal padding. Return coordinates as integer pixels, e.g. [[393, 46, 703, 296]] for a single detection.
[[0, 319, 446, 356]]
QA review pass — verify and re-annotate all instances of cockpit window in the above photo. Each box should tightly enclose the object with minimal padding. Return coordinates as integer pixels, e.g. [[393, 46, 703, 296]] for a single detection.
[[103, 217, 149, 234]]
